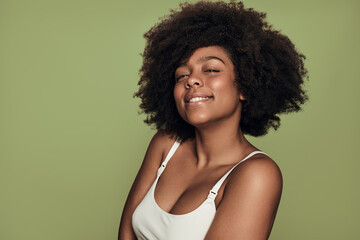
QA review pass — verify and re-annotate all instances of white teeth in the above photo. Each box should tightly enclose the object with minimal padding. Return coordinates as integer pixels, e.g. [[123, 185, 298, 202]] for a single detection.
[[189, 97, 210, 103]]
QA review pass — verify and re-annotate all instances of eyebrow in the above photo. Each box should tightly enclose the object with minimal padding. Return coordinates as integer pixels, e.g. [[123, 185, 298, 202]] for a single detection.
[[198, 56, 225, 64], [178, 56, 225, 67]]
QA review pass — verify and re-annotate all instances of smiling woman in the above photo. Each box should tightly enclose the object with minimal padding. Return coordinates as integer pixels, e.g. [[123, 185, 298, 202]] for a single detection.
[[174, 46, 241, 128], [118, 1, 308, 240]]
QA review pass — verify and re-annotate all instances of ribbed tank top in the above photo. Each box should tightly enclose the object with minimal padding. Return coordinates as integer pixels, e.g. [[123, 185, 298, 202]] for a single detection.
[[132, 139, 268, 240]]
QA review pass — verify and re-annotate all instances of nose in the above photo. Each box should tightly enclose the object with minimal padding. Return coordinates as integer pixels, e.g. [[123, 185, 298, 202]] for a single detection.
[[185, 74, 203, 89]]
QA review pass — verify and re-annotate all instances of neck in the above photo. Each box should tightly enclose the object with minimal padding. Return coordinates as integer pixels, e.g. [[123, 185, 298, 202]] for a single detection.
[[192, 116, 253, 168]]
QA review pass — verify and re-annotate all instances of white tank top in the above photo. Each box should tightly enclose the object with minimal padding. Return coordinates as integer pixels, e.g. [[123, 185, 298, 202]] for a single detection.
[[132, 139, 267, 240]]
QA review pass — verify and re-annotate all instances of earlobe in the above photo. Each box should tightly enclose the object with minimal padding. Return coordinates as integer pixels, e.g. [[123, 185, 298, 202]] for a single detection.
[[239, 93, 246, 101]]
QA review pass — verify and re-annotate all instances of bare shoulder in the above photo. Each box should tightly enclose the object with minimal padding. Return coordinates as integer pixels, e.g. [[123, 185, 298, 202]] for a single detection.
[[226, 153, 283, 193], [142, 130, 178, 168], [127, 129, 179, 192], [205, 154, 283, 239]]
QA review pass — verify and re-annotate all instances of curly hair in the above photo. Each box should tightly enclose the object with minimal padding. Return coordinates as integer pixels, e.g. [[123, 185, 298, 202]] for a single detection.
[[134, 1, 308, 141]]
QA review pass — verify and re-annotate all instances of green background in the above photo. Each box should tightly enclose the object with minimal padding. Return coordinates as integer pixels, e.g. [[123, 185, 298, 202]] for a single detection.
[[1, 0, 359, 239]]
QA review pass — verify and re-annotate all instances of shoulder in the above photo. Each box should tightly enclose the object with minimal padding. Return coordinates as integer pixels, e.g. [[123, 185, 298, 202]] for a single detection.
[[225, 153, 283, 199], [126, 130, 178, 196], [143, 130, 179, 166], [206, 153, 282, 238]]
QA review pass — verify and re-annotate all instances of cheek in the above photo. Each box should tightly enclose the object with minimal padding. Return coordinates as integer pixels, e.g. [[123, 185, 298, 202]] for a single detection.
[[211, 80, 241, 105], [173, 86, 184, 110], [212, 78, 237, 96]]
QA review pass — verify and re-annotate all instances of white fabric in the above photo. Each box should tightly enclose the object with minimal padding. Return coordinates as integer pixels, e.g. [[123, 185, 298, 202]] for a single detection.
[[132, 139, 267, 240]]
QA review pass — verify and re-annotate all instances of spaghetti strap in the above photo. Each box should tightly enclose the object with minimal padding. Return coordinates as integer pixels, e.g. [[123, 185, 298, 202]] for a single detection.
[[157, 138, 181, 176], [207, 151, 268, 199]]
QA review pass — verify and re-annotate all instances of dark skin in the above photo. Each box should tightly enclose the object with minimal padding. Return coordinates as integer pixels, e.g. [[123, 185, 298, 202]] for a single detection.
[[119, 46, 282, 240]]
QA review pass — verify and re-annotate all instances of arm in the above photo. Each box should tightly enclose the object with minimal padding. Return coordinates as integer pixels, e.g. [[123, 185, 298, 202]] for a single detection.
[[118, 131, 174, 240], [205, 156, 283, 240]]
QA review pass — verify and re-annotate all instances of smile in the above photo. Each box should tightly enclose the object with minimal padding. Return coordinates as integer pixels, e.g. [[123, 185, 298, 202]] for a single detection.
[[188, 96, 211, 103]]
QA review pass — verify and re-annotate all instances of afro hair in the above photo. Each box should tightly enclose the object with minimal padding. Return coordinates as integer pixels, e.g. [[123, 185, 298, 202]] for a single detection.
[[134, 1, 308, 140]]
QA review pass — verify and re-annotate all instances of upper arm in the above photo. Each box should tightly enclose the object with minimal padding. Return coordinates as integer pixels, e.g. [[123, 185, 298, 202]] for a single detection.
[[205, 157, 283, 240], [118, 130, 175, 240]]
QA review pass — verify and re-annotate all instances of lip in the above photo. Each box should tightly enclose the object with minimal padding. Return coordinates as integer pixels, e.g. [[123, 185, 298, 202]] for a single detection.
[[184, 92, 213, 103]]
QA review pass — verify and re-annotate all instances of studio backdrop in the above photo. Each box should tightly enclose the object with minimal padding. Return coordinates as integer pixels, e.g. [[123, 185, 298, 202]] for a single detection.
[[0, 0, 359, 239]]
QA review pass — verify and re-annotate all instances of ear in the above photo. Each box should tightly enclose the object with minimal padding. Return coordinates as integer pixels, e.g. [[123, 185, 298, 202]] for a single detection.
[[239, 93, 246, 101]]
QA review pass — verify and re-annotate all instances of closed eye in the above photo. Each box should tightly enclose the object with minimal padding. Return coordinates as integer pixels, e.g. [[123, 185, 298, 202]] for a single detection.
[[176, 74, 189, 82], [205, 69, 220, 73]]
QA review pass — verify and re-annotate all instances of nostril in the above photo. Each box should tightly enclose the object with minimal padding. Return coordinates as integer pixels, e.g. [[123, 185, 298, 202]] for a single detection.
[[185, 78, 201, 88]]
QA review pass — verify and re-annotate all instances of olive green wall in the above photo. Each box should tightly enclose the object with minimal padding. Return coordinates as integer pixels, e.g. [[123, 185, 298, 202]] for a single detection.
[[0, 0, 359, 239]]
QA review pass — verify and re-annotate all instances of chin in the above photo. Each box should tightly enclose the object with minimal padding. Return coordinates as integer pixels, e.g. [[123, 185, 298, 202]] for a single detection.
[[184, 114, 212, 127]]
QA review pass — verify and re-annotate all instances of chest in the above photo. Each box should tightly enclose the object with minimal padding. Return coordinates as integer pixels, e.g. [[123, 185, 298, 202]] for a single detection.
[[154, 155, 232, 215], [132, 181, 217, 240]]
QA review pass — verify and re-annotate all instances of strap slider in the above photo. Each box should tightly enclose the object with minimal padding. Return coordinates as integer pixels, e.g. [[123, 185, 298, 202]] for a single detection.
[[157, 164, 166, 176], [208, 190, 218, 200]]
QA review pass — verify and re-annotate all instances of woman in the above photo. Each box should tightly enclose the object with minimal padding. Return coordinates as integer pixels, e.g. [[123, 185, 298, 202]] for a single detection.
[[119, 1, 308, 239]]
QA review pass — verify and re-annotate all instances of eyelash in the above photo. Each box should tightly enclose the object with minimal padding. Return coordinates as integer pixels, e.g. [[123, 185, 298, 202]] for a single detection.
[[175, 69, 220, 81], [205, 69, 220, 73], [176, 74, 189, 81]]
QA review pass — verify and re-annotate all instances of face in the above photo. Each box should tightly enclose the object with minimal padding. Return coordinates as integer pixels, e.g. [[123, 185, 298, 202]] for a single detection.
[[173, 46, 245, 128]]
